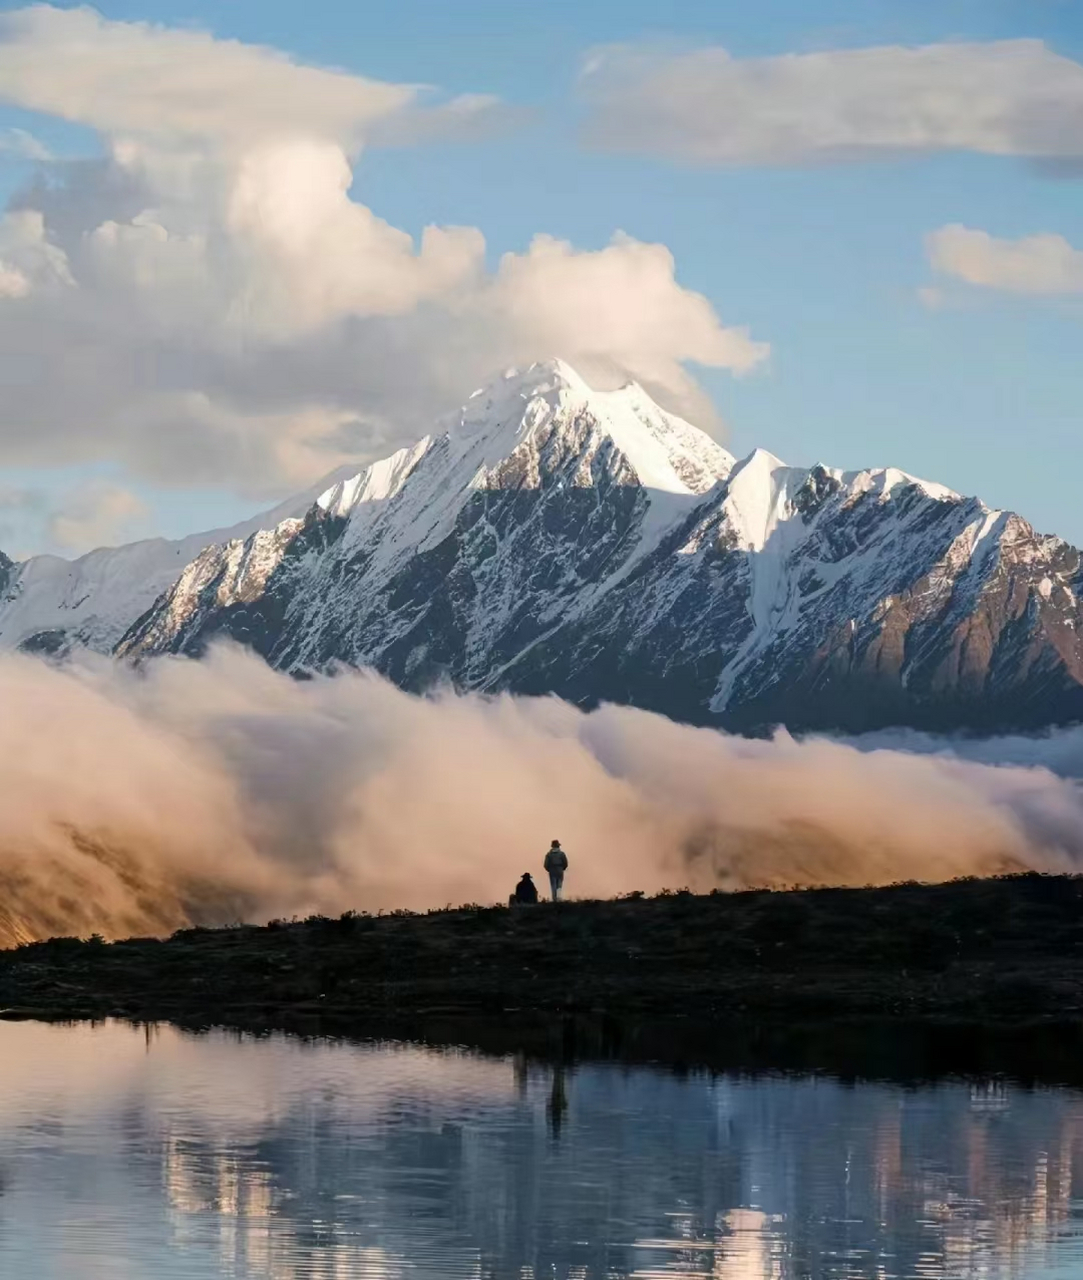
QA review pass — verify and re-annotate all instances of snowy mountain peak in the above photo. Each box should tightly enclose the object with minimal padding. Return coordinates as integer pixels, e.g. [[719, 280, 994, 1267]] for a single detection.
[[448, 358, 735, 499], [843, 464, 960, 504], [6, 358, 1083, 735], [306, 359, 734, 540], [712, 448, 971, 560], [720, 448, 809, 554]]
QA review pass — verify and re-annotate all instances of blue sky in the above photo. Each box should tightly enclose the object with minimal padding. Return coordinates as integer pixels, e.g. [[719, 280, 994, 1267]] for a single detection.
[[0, 0, 1080, 553]]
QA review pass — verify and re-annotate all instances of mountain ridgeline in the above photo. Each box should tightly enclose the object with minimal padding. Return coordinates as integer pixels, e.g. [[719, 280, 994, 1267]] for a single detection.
[[2, 360, 1081, 733]]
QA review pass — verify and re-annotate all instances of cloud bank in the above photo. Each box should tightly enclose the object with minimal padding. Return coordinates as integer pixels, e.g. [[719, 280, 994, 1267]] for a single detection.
[[927, 224, 1083, 295], [0, 6, 764, 504], [3, 646, 1083, 946], [46, 479, 151, 554], [580, 39, 1083, 166]]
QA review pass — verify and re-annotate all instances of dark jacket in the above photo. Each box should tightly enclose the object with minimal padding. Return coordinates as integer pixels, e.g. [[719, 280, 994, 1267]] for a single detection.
[[544, 848, 568, 874], [514, 875, 539, 904]]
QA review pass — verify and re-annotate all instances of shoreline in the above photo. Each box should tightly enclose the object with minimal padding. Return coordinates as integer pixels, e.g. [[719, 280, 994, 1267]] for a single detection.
[[9, 1006, 1083, 1088], [4, 873, 1083, 1080]]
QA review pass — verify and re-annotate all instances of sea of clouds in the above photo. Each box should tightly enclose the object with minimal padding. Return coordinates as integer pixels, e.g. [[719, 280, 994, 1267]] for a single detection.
[[3, 644, 1083, 944]]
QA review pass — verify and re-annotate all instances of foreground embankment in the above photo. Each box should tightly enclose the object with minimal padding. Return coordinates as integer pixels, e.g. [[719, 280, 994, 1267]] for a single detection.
[[3, 874, 1083, 1034]]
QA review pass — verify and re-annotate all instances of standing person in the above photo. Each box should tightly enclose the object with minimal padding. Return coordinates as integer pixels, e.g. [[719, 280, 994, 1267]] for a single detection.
[[544, 839, 569, 902]]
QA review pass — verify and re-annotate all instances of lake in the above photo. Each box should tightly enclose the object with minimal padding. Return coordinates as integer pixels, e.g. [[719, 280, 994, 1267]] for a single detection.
[[0, 1020, 1081, 1278]]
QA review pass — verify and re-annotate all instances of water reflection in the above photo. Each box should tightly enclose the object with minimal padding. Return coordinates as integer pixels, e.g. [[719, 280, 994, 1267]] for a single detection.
[[0, 1021, 1081, 1278]]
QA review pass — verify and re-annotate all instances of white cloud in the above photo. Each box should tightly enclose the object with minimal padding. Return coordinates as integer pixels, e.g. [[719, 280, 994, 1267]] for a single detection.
[[0, 208, 73, 292], [223, 138, 487, 332], [580, 39, 1083, 166], [0, 6, 764, 505], [46, 481, 151, 553], [0, 126, 51, 161], [478, 233, 766, 420], [926, 224, 1083, 295], [0, 4, 414, 153], [0, 263, 29, 298], [0, 6, 506, 156]]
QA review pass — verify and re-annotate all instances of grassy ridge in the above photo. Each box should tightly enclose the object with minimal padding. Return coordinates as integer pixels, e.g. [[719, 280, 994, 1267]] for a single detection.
[[2, 873, 1083, 1029]]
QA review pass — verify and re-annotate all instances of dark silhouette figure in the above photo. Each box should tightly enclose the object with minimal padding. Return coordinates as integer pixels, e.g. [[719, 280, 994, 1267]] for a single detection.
[[510, 872, 539, 906], [544, 839, 568, 901], [513, 1052, 529, 1098], [547, 1065, 569, 1138]]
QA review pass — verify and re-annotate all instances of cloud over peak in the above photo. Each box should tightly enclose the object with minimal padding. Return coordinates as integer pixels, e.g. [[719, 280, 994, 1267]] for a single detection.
[[580, 39, 1083, 167], [0, 6, 764, 503]]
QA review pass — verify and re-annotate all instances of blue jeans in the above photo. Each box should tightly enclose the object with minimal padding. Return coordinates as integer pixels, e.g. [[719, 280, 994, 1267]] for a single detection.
[[548, 871, 564, 901]]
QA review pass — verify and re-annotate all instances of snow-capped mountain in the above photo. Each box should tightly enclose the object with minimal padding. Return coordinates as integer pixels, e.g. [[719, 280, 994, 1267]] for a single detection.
[[0, 465, 372, 655], [5, 359, 1083, 732]]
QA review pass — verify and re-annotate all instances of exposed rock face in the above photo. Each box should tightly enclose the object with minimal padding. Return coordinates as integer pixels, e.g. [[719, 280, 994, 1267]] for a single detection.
[[107, 360, 1083, 733]]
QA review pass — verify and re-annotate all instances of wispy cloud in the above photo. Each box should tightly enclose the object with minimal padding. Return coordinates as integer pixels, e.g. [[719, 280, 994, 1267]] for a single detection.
[[580, 39, 1083, 166], [0, 5, 414, 153], [46, 480, 150, 553], [926, 224, 1083, 295], [0, 477, 152, 558], [0, 126, 51, 162], [0, 485, 45, 557]]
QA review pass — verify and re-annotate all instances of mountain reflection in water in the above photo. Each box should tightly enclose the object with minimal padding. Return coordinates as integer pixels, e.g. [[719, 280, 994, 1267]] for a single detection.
[[0, 1022, 1081, 1278]]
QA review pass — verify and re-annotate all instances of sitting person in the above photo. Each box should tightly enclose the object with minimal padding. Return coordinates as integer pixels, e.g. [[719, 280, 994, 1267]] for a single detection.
[[510, 872, 539, 906]]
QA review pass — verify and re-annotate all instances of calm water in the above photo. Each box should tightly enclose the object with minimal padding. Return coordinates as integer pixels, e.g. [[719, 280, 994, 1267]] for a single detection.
[[1, 1023, 1083, 1278]]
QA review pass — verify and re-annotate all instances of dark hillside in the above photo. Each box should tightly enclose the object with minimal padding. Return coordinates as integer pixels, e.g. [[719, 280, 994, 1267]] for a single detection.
[[3, 874, 1083, 1030]]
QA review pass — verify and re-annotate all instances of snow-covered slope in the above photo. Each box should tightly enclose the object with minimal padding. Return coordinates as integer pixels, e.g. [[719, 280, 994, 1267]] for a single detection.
[[117, 359, 737, 681], [0, 466, 367, 654], [6, 359, 1083, 733], [503, 447, 1083, 732]]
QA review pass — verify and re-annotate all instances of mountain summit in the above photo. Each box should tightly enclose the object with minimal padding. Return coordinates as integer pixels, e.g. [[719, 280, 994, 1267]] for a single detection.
[[3, 360, 1082, 732]]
